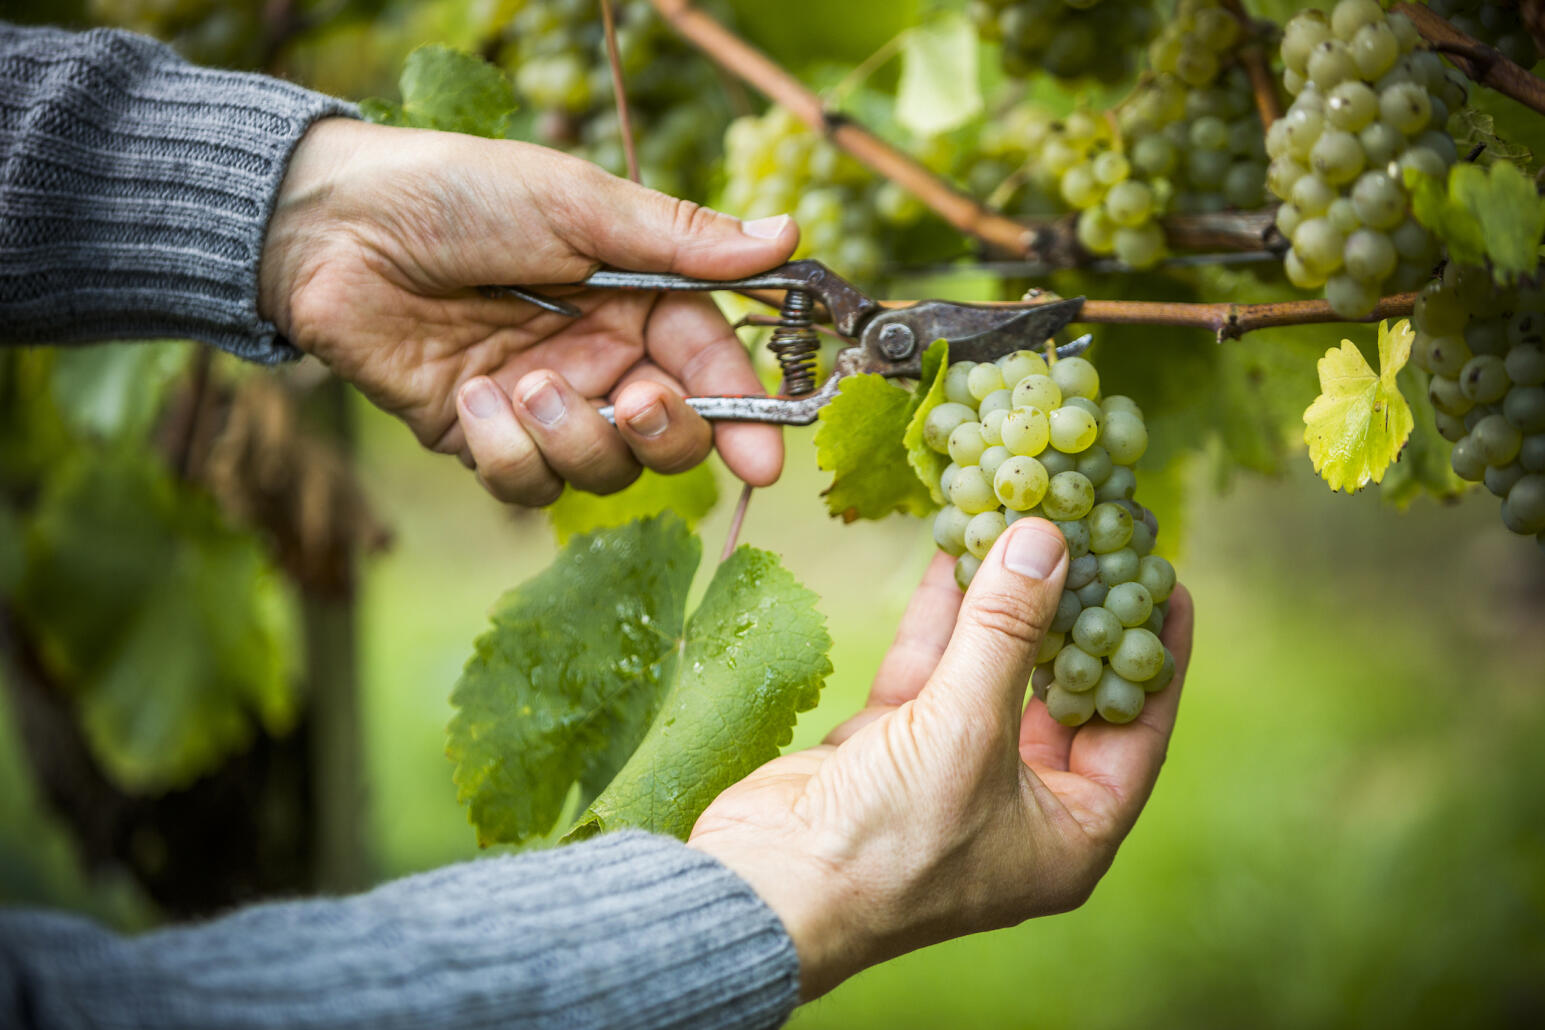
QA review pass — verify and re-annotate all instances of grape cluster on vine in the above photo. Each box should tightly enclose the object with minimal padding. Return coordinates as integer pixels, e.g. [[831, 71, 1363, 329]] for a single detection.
[[1412, 267, 1545, 543], [968, 0, 1266, 270], [504, 0, 730, 199], [719, 106, 926, 286], [971, 0, 1159, 82], [1425, 0, 1539, 66], [1267, 0, 1465, 316], [922, 351, 1177, 726]]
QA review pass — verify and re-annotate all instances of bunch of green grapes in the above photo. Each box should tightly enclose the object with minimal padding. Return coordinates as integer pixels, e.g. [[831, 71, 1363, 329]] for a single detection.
[[1411, 267, 1545, 544], [1425, 0, 1539, 67], [970, 0, 1266, 270], [971, 0, 1159, 82], [1123, 0, 1268, 214], [1267, 0, 1464, 316], [923, 350, 1179, 726], [719, 106, 927, 286], [505, 0, 731, 199]]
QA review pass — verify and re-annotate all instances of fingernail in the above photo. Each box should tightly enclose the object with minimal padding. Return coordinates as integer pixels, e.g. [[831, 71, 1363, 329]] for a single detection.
[[522, 381, 565, 426], [742, 214, 790, 239], [625, 400, 669, 438], [1004, 525, 1065, 580], [461, 378, 501, 419]]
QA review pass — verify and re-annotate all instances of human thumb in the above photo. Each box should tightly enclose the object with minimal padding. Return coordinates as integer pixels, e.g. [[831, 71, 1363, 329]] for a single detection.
[[561, 163, 799, 278], [927, 519, 1069, 725]]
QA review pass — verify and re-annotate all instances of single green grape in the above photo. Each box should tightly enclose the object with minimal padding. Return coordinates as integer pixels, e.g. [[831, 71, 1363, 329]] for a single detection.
[[1104, 580, 1154, 627], [1094, 667, 1145, 723]]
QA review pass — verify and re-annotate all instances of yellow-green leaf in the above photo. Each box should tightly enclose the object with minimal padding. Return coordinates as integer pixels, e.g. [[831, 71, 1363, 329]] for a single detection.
[[361, 45, 520, 139], [1303, 319, 1416, 493]]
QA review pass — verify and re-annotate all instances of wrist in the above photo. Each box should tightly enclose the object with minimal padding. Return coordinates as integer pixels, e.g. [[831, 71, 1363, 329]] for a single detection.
[[687, 835, 877, 1001], [258, 117, 359, 347]]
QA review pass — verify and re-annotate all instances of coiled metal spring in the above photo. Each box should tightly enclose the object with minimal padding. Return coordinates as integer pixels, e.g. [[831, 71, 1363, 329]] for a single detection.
[[767, 288, 820, 397]]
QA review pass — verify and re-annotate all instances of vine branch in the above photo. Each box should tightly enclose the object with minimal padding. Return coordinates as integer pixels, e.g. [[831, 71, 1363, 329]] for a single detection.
[[1392, 1, 1545, 116], [600, 0, 641, 183]]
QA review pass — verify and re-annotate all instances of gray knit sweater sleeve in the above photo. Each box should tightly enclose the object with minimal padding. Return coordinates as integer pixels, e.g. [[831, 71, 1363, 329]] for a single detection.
[[0, 21, 355, 362], [0, 830, 801, 1029]]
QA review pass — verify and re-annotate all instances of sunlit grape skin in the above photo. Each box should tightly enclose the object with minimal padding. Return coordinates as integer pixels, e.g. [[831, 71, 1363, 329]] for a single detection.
[[930, 349, 1175, 726]]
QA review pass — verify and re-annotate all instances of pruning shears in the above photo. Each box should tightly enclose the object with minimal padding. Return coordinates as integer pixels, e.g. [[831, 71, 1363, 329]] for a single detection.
[[489, 259, 1088, 425]]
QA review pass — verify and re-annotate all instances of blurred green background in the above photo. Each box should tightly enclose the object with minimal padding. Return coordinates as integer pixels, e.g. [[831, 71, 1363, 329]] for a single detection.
[[6, 395, 1545, 1026], [3, 0, 1545, 1025]]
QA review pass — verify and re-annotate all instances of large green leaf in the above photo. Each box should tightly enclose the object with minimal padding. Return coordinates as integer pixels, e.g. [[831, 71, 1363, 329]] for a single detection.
[[896, 12, 982, 136], [547, 465, 719, 545], [566, 544, 831, 842], [447, 516, 700, 846], [361, 44, 520, 138], [448, 515, 831, 846], [18, 450, 296, 793]]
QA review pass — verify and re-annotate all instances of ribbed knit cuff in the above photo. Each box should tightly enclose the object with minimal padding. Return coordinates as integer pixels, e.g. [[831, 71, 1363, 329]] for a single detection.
[[0, 831, 802, 1030], [0, 23, 357, 362]]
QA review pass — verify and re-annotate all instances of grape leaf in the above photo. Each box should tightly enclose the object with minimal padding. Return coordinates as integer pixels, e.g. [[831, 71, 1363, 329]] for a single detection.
[[1381, 364, 1466, 508], [49, 341, 191, 441], [814, 376, 933, 521], [1406, 161, 1545, 283], [547, 465, 719, 545], [17, 449, 296, 793], [447, 516, 699, 847], [360, 44, 519, 138], [449, 515, 831, 846], [1449, 106, 1533, 171], [896, 12, 983, 136], [902, 339, 951, 504], [565, 544, 831, 842], [1303, 319, 1416, 493]]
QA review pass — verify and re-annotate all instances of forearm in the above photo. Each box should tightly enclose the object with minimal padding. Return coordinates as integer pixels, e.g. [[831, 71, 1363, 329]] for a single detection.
[[0, 831, 799, 1030], [0, 22, 354, 362]]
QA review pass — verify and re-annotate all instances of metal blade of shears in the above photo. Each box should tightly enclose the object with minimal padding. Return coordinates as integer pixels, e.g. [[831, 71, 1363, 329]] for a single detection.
[[857, 296, 1087, 377]]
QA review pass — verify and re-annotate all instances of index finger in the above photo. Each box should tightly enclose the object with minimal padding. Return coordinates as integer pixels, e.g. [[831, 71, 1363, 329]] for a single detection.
[[643, 293, 783, 487]]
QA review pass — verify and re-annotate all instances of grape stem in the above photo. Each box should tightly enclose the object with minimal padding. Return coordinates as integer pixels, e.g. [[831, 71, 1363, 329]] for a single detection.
[[721, 483, 754, 562], [599, 0, 642, 183], [1220, 0, 1285, 127], [648, 0, 1283, 266], [1392, 2, 1545, 118]]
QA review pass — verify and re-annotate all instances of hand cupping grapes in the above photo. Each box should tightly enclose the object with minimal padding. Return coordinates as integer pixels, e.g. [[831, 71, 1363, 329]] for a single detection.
[[921, 349, 1177, 726]]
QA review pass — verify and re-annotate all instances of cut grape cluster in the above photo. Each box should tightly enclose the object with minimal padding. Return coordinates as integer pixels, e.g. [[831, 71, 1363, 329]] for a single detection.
[[1411, 267, 1545, 544], [971, 0, 1159, 82], [719, 106, 926, 286], [1425, 0, 1540, 67], [504, 0, 731, 199], [1268, 0, 1464, 316], [923, 351, 1178, 726]]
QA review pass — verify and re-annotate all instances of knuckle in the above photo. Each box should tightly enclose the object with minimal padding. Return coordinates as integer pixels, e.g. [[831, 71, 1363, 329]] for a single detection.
[[966, 595, 1049, 650]]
